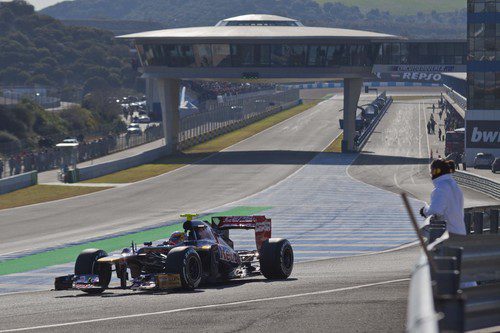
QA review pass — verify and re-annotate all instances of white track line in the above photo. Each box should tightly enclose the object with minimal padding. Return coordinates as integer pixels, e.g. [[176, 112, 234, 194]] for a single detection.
[[0, 278, 409, 332]]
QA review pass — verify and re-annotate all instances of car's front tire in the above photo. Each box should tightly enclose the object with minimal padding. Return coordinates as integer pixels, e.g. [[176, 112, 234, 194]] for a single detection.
[[74, 249, 111, 294], [259, 238, 294, 280], [165, 247, 202, 290]]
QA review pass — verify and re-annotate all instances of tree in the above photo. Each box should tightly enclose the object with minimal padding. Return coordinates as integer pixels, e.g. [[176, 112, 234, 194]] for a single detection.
[[83, 76, 110, 94], [60, 106, 98, 132]]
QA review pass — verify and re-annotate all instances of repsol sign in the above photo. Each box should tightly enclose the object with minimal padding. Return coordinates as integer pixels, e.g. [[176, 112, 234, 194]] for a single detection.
[[402, 72, 442, 82], [466, 120, 500, 148]]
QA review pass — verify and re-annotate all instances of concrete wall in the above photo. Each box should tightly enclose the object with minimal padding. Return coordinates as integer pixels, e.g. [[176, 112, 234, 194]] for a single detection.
[[78, 146, 167, 181], [0, 171, 37, 195]]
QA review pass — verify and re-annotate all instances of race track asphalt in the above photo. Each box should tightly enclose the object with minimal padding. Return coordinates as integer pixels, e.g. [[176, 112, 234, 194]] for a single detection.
[[348, 98, 498, 206], [0, 245, 418, 333], [0, 96, 344, 258], [2, 92, 471, 333]]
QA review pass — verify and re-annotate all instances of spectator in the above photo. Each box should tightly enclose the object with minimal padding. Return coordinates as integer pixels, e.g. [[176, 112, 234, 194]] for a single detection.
[[420, 159, 465, 235], [0, 159, 3, 179], [8, 156, 14, 176], [14, 155, 22, 174]]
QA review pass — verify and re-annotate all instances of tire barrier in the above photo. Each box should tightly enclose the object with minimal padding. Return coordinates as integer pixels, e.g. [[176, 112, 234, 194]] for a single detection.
[[408, 207, 500, 332], [453, 171, 500, 200], [355, 92, 393, 151]]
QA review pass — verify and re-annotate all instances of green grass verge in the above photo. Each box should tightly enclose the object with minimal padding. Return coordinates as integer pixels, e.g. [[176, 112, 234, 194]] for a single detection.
[[0, 185, 112, 210], [85, 102, 317, 184], [324, 133, 343, 153], [0, 206, 271, 276]]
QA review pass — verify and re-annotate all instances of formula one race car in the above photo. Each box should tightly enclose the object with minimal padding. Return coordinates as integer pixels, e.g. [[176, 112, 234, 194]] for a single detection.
[[54, 214, 293, 294]]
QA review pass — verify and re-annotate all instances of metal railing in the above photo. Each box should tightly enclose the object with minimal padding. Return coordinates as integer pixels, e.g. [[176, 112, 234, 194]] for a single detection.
[[443, 85, 467, 111], [453, 171, 500, 200], [408, 207, 500, 332], [0, 124, 163, 179], [178, 89, 300, 149]]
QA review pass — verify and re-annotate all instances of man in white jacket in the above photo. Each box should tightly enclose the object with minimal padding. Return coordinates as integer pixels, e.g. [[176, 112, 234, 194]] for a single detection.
[[420, 159, 466, 235]]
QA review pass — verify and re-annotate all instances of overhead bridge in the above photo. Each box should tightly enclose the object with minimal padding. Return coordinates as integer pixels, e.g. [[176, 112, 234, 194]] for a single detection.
[[119, 14, 466, 153]]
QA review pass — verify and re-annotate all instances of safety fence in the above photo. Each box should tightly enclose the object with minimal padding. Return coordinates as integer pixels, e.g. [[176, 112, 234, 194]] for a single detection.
[[0, 125, 163, 180], [178, 89, 300, 150], [453, 171, 500, 200], [74, 91, 300, 182], [0, 89, 301, 187], [408, 206, 500, 333]]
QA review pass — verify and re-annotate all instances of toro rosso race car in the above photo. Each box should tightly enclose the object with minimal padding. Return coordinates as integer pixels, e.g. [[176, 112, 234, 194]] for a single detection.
[[55, 214, 294, 294]]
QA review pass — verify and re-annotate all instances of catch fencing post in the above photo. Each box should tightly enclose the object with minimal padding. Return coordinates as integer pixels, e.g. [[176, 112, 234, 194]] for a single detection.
[[473, 212, 484, 234], [464, 212, 472, 235], [490, 209, 499, 234]]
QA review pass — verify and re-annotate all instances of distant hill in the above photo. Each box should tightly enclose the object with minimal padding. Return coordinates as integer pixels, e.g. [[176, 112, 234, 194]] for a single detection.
[[316, 0, 464, 16], [61, 19, 165, 35], [0, 1, 138, 91], [41, 0, 466, 39]]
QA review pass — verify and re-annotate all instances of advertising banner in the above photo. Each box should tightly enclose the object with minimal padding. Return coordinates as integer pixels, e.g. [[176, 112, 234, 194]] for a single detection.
[[466, 120, 500, 149]]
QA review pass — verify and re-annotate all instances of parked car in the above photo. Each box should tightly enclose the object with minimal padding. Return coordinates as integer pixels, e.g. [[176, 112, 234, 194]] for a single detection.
[[492, 157, 500, 173], [127, 124, 142, 135], [474, 153, 495, 169], [138, 115, 151, 123], [62, 138, 78, 144]]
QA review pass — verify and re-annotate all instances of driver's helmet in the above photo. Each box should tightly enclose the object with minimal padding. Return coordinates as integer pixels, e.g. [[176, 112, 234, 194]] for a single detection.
[[167, 231, 186, 245]]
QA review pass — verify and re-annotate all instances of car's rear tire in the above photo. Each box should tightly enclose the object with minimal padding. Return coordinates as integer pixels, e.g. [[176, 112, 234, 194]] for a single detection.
[[259, 238, 293, 280], [74, 249, 111, 294], [165, 247, 202, 290]]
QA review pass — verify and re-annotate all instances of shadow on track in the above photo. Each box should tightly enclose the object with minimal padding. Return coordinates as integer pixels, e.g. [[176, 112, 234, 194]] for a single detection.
[[352, 154, 430, 166], [163, 151, 354, 166], [54, 278, 298, 298]]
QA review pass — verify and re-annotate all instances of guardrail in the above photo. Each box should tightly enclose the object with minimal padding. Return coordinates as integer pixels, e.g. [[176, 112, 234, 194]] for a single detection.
[[443, 85, 467, 112], [408, 208, 500, 332], [407, 255, 439, 333], [355, 93, 393, 151], [453, 171, 500, 200]]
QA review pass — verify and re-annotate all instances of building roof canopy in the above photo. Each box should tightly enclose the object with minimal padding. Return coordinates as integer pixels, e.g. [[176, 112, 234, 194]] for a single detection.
[[119, 25, 400, 41]]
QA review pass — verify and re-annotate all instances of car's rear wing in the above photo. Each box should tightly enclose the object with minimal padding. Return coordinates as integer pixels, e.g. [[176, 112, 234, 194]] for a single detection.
[[211, 216, 271, 250]]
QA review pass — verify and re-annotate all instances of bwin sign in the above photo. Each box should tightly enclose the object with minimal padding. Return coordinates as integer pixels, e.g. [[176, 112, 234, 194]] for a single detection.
[[402, 72, 442, 82], [471, 128, 499, 143], [467, 121, 500, 148]]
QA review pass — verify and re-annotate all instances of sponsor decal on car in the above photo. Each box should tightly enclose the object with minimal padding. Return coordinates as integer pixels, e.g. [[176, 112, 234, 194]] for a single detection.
[[156, 273, 182, 289], [219, 246, 239, 263]]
